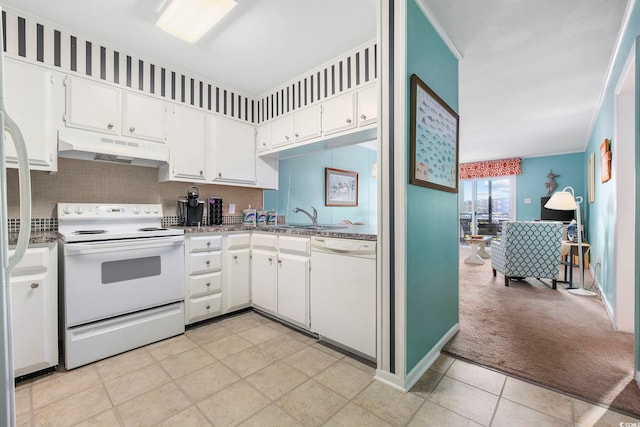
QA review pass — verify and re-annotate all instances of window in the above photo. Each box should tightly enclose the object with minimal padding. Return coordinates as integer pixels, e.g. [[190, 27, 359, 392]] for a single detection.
[[459, 176, 516, 240]]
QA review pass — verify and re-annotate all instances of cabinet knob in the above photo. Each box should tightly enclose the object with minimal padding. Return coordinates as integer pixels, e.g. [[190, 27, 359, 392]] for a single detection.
[[200, 170, 204, 176], [107, 123, 114, 129], [285, 135, 290, 140], [262, 142, 267, 146], [206, 241, 211, 247], [268, 257, 273, 262], [206, 305, 211, 310], [360, 114, 367, 120], [30, 283, 39, 289], [129, 126, 135, 133], [206, 282, 211, 287], [294, 133, 299, 138], [218, 172, 222, 177], [278, 259, 282, 264], [206, 260, 210, 266], [233, 255, 238, 260], [346, 118, 352, 124]]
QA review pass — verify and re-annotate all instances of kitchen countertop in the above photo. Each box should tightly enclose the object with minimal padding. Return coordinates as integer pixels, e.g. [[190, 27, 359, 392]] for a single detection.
[[8, 231, 59, 247], [174, 224, 377, 241]]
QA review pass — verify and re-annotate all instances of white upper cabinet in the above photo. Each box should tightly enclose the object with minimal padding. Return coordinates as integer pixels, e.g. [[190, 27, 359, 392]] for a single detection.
[[211, 116, 256, 184], [168, 105, 208, 181], [64, 76, 121, 135], [322, 92, 357, 135], [256, 123, 271, 153], [270, 115, 294, 148], [293, 105, 322, 143], [122, 92, 168, 143], [4, 58, 58, 171], [357, 84, 377, 127]]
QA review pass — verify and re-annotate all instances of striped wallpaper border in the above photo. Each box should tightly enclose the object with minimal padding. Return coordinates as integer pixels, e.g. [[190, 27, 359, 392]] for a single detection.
[[1, 8, 377, 125]]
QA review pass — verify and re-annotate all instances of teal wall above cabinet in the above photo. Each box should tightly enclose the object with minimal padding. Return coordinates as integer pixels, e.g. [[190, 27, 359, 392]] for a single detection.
[[263, 144, 377, 226], [516, 152, 586, 222]]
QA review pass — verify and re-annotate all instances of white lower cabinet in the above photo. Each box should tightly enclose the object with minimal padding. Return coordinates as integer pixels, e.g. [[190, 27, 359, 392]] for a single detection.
[[251, 234, 310, 329], [223, 233, 251, 312], [9, 244, 57, 377], [185, 235, 223, 324]]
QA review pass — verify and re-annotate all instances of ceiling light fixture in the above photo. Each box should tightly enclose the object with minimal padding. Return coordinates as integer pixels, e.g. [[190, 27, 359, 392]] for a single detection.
[[156, 0, 237, 44]]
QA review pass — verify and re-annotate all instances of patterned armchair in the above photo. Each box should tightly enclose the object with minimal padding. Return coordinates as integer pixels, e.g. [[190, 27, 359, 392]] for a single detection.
[[491, 221, 563, 288]]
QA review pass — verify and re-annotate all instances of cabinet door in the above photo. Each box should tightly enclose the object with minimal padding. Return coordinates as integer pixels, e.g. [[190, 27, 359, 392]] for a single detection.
[[256, 156, 278, 190], [256, 123, 271, 153], [357, 85, 378, 127], [270, 115, 294, 148], [172, 105, 207, 180], [293, 105, 322, 143], [322, 92, 356, 136], [122, 92, 168, 142], [224, 247, 251, 312], [64, 76, 120, 134], [277, 253, 309, 328], [211, 117, 256, 183], [11, 274, 55, 376], [4, 59, 57, 171], [251, 250, 277, 314]]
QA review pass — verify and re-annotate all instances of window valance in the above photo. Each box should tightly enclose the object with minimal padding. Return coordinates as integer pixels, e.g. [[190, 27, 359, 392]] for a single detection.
[[459, 158, 522, 180]]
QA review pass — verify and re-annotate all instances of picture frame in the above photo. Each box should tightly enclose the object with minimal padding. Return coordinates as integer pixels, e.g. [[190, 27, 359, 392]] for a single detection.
[[410, 73, 459, 193], [600, 138, 611, 183], [325, 168, 358, 207], [588, 152, 595, 203]]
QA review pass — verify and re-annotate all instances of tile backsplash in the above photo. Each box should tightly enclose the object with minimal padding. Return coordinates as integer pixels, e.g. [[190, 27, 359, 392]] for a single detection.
[[6, 158, 263, 220]]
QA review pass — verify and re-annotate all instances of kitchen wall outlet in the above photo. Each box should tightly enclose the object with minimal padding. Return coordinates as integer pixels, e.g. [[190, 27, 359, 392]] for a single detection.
[[524, 198, 532, 204], [229, 204, 236, 214]]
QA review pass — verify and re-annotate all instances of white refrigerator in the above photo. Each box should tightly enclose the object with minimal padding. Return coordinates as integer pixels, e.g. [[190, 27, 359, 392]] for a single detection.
[[0, 5, 33, 424]]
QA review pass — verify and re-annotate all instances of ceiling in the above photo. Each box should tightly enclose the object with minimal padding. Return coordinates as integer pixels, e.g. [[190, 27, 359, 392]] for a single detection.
[[1, 0, 630, 163]]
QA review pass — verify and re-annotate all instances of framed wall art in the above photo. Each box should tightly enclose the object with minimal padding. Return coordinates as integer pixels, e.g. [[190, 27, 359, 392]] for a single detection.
[[325, 168, 358, 206], [410, 73, 459, 193], [600, 138, 611, 183]]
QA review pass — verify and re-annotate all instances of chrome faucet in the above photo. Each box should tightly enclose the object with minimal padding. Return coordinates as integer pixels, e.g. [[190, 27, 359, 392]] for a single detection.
[[293, 206, 318, 226]]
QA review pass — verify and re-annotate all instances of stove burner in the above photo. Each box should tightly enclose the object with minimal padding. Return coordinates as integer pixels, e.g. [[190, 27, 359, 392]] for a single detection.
[[138, 227, 168, 232], [73, 230, 107, 235]]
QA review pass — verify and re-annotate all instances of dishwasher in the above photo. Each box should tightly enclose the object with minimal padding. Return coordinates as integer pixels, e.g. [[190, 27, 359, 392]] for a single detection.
[[310, 236, 376, 360]]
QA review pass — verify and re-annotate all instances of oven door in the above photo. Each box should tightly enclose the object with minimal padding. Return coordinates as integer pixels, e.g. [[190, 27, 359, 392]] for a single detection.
[[63, 236, 185, 327]]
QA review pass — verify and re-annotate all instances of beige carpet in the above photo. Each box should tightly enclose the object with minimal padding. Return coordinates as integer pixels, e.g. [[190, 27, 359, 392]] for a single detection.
[[443, 245, 640, 417]]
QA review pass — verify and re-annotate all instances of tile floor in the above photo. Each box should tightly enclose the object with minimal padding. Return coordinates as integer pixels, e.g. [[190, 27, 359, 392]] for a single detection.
[[14, 311, 640, 426]]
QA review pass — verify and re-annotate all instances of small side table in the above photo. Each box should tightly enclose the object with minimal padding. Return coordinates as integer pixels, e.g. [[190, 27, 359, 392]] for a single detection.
[[464, 235, 493, 265], [560, 240, 590, 289]]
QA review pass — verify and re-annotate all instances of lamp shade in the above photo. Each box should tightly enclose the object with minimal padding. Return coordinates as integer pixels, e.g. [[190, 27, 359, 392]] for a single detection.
[[544, 190, 577, 211]]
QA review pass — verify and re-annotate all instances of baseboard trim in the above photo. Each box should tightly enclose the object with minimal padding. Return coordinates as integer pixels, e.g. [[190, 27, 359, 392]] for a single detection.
[[403, 323, 460, 392], [593, 264, 616, 328], [374, 370, 406, 392]]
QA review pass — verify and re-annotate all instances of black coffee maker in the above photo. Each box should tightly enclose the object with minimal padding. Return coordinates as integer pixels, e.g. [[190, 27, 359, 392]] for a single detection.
[[178, 186, 205, 226]]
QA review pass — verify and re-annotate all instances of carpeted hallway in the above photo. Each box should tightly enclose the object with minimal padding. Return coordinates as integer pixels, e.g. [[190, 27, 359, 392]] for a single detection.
[[444, 245, 640, 417]]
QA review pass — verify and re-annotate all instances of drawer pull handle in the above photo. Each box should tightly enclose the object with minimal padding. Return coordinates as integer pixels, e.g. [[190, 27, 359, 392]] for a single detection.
[[30, 283, 39, 289]]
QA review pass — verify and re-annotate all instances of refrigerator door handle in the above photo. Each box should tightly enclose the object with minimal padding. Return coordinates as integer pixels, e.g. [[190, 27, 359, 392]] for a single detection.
[[0, 72, 31, 273]]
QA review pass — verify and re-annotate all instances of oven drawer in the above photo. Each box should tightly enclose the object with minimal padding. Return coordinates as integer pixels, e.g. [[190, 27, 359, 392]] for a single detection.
[[189, 251, 222, 275], [189, 293, 223, 319], [189, 271, 222, 297], [190, 235, 223, 252]]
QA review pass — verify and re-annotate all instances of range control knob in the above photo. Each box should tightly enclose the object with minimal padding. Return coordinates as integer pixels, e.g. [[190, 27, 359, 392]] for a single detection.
[[63, 206, 73, 215], [153, 208, 160, 214], [144, 208, 151, 214], [132, 207, 140, 214], [75, 207, 84, 215]]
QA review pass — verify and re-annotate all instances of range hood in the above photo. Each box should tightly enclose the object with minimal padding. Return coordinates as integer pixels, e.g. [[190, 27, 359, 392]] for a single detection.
[[58, 128, 169, 167]]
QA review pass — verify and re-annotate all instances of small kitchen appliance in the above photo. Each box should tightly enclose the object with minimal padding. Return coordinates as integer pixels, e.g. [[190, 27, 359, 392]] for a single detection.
[[208, 196, 223, 225], [58, 203, 185, 369], [178, 186, 205, 226]]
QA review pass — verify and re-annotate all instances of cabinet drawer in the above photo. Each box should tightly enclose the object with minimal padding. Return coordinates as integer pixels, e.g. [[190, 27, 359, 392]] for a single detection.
[[252, 233, 277, 251], [189, 293, 222, 319], [189, 271, 222, 297], [9, 247, 49, 277], [278, 236, 310, 256], [226, 233, 250, 250], [190, 235, 223, 252], [189, 251, 222, 275]]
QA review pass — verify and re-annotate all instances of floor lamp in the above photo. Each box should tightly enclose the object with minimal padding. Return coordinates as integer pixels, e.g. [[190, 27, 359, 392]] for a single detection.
[[544, 187, 596, 296]]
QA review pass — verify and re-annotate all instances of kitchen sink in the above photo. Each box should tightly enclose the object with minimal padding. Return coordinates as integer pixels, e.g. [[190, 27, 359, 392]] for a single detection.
[[266, 224, 347, 230]]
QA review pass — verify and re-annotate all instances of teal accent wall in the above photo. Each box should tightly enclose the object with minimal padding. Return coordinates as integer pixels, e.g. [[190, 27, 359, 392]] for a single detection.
[[516, 153, 586, 224], [405, 0, 459, 372], [263, 145, 377, 225], [583, 4, 640, 367]]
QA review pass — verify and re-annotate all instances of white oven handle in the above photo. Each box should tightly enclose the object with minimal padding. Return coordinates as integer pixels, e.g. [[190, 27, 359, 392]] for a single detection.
[[65, 236, 184, 255]]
